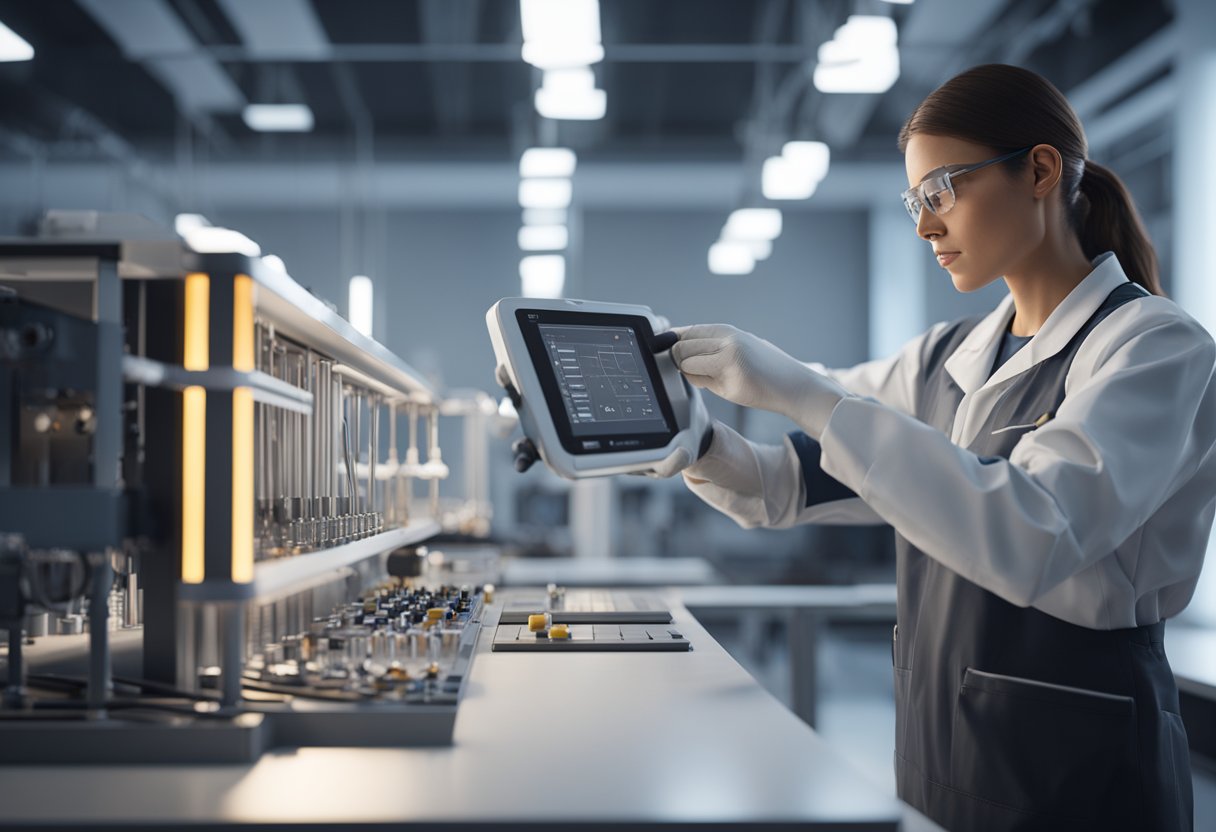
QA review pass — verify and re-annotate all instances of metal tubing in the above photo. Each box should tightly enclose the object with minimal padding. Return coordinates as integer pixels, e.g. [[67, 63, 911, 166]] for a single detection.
[[87, 550, 114, 713], [369, 395, 378, 517]]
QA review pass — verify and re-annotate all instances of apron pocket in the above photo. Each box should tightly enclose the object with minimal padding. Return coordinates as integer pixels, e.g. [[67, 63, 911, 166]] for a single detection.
[[950, 667, 1138, 818], [893, 666, 911, 760]]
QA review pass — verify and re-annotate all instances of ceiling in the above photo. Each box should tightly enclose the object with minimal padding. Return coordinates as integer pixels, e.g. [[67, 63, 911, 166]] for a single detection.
[[0, 0, 1177, 169]]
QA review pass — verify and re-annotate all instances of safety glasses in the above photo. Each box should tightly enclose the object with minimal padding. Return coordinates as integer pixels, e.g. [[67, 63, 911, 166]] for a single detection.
[[901, 146, 1033, 223]]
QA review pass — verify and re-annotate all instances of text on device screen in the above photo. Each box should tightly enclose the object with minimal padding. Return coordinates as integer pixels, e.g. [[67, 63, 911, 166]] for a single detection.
[[538, 324, 669, 438]]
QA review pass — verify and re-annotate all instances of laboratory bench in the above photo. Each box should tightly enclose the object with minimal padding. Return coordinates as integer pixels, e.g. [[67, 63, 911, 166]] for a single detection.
[[0, 590, 942, 831]]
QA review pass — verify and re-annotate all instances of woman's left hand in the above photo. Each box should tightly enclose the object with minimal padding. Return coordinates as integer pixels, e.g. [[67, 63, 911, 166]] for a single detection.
[[669, 323, 850, 439]]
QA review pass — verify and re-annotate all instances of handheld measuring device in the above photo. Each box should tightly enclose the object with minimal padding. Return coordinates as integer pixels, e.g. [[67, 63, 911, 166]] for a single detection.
[[486, 297, 705, 479]]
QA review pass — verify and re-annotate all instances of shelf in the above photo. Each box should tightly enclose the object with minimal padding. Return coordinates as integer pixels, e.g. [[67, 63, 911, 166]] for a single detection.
[[251, 518, 441, 601]]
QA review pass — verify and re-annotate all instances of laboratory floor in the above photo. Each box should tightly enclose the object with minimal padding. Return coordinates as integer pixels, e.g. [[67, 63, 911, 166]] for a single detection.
[[702, 618, 1216, 827]]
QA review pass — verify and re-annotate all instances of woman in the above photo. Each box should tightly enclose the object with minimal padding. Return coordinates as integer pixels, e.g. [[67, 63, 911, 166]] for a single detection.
[[670, 65, 1214, 831]]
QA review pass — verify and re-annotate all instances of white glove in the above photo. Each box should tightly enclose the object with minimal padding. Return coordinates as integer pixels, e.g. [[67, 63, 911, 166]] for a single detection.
[[670, 324, 850, 440], [641, 383, 712, 478], [680, 420, 804, 528]]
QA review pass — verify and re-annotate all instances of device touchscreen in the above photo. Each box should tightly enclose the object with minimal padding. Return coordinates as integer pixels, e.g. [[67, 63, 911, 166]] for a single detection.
[[518, 310, 678, 455], [538, 323, 668, 436]]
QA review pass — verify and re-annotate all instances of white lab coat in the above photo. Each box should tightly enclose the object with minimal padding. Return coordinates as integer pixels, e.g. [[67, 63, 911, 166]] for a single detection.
[[684, 252, 1216, 630]]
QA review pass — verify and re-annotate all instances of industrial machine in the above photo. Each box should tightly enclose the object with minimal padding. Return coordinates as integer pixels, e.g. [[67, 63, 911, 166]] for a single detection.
[[0, 212, 484, 762]]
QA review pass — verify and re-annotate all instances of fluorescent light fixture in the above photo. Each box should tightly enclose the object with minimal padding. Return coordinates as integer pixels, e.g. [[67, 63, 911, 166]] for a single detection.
[[880, 0, 914, 4], [519, 177, 573, 209], [348, 275, 373, 337], [762, 156, 819, 201], [520, 255, 566, 298], [834, 15, 898, 48], [708, 241, 755, 276], [813, 16, 900, 94], [176, 214, 262, 257], [748, 239, 773, 261], [518, 225, 569, 251], [520, 147, 577, 178], [536, 86, 606, 120], [242, 103, 315, 132], [782, 141, 831, 183], [724, 208, 783, 241], [261, 254, 287, 272], [520, 0, 603, 69], [535, 67, 606, 120], [184, 228, 261, 257], [174, 213, 210, 235], [523, 208, 567, 226], [814, 49, 899, 94], [0, 19, 34, 62]]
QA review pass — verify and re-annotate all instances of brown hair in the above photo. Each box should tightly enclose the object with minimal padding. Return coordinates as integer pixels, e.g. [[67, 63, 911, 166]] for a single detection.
[[897, 64, 1163, 296]]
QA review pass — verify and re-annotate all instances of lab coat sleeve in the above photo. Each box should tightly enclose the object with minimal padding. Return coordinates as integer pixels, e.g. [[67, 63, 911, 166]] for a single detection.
[[682, 421, 884, 528], [815, 311, 1216, 610], [807, 321, 951, 417]]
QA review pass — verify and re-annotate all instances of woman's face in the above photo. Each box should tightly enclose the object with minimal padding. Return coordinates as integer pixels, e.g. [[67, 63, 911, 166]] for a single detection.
[[903, 133, 1042, 293]]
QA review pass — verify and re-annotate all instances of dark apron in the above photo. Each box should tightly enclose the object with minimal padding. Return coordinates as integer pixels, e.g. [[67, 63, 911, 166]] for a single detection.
[[894, 281, 1193, 830]]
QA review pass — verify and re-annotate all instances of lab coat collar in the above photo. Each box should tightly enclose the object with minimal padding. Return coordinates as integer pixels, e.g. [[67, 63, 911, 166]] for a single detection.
[[944, 251, 1130, 394]]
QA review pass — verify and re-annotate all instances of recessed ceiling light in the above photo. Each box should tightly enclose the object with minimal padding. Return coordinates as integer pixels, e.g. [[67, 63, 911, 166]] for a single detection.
[[242, 104, 315, 132]]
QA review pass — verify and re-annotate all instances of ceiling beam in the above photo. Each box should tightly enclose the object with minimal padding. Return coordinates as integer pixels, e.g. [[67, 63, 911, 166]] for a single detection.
[[116, 43, 842, 63], [75, 0, 244, 114], [0, 160, 905, 210], [215, 0, 331, 60]]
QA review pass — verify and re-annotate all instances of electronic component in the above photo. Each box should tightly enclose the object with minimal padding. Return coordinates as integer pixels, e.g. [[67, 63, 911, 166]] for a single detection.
[[247, 584, 482, 703]]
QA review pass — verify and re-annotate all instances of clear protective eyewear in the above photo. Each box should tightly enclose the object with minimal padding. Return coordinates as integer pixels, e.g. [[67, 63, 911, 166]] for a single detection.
[[901, 146, 1033, 223]]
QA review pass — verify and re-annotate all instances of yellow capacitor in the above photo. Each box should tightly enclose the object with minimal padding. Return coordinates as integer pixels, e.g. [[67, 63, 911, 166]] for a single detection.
[[427, 607, 446, 621], [549, 623, 570, 639], [527, 613, 551, 632]]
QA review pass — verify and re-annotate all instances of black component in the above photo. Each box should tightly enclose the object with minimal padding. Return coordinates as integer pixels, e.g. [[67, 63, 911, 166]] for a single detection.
[[0, 536, 28, 708], [385, 545, 425, 579], [511, 436, 540, 472], [501, 377, 522, 410], [0, 296, 103, 489], [697, 423, 715, 460], [649, 330, 678, 354]]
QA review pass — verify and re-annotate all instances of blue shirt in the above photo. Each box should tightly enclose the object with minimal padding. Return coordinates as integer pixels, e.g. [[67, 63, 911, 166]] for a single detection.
[[989, 328, 1033, 379]]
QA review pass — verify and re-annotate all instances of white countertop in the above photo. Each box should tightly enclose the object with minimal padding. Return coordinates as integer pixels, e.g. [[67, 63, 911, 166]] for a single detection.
[[0, 591, 917, 829]]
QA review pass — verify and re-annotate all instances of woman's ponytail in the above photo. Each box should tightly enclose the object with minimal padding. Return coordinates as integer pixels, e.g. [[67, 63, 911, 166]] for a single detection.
[[1077, 160, 1164, 296]]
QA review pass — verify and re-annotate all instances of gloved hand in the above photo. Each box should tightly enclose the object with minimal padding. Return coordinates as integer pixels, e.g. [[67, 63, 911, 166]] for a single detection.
[[638, 383, 714, 479], [668, 324, 850, 440], [678, 420, 804, 529], [494, 351, 714, 478]]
